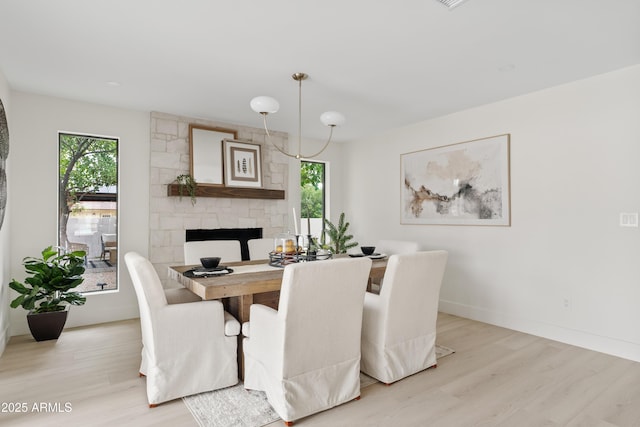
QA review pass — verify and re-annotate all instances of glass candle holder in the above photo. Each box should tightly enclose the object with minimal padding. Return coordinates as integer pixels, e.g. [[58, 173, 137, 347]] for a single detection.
[[274, 232, 297, 254]]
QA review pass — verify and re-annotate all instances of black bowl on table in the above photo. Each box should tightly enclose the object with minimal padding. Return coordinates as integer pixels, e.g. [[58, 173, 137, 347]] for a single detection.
[[361, 246, 376, 256], [200, 257, 221, 269]]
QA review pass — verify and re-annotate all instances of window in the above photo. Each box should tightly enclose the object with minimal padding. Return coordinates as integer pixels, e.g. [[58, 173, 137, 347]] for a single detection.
[[300, 161, 326, 241], [58, 133, 118, 293]]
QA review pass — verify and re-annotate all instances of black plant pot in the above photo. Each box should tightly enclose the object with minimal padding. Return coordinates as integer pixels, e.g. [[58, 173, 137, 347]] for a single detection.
[[27, 309, 69, 341]]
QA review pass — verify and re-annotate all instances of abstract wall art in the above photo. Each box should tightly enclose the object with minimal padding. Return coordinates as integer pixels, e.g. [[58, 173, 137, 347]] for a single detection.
[[401, 134, 510, 226], [0, 97, 8, 230]]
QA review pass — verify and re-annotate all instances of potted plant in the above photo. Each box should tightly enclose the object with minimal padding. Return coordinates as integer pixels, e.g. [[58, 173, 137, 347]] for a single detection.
[[8, 246, 87, 341], [174, 173, 197, 205], [324, 212, 358, 254]]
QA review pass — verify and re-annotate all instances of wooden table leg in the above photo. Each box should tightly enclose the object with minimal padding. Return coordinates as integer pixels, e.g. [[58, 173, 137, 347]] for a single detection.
[[226, 294, 253, 380]]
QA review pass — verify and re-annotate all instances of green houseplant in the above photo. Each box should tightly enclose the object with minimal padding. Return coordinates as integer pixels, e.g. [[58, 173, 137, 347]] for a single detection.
[[324, 212, 358, 254], [174, 173, 197, 205], [9, 246, 87, 341]]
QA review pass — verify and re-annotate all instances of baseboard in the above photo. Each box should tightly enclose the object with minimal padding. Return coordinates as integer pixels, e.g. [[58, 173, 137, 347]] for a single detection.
[[65, 302, 140, 330], [439, 299, 640, 363], [9, 302, 140, 337]]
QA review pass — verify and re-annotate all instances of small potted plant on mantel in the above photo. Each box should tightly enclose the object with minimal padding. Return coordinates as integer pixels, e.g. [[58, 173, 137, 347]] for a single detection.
[[174, 173, 197, 205], [8, 246, 87, 341]]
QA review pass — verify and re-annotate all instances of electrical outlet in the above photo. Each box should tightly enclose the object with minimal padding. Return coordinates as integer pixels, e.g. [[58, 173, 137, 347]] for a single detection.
[[563, 298, 570, 309], [620, 212, 639, 227]]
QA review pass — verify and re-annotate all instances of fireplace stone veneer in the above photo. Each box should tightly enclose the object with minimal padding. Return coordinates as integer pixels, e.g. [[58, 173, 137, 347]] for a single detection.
[[148, 111, 289, 285]]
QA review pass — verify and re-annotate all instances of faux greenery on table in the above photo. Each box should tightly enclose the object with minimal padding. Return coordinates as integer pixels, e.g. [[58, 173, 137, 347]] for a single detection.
[[9, 246, 87, 313], [324, 212, 358, 254]]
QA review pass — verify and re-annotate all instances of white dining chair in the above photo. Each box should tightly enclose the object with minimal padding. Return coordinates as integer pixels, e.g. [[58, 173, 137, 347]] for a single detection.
[[360, 250, 448, 384], [368, 240, 420, 293], [183, 240, 242, 265], [124, 251, 240, 407], [375, 239, 419, 256], [242, 257, 372, 426], [247, 237, 274, 260]]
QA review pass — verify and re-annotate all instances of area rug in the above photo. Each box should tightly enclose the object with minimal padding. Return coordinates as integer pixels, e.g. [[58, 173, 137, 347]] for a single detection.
[[87, 259, 113, 269], [183, 345, 454, 427]]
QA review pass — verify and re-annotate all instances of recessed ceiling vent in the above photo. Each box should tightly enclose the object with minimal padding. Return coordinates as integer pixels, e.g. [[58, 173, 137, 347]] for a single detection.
[[435, 0, 470, 9]]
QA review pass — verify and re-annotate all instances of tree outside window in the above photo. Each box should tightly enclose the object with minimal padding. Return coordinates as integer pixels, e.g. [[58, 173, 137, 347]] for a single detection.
[[300, 161, 325, 238], [59, 133, 118, 293]]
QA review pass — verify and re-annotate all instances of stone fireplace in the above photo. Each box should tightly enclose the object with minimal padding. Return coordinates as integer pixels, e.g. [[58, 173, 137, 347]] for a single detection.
[[149, 111, 289, 285]]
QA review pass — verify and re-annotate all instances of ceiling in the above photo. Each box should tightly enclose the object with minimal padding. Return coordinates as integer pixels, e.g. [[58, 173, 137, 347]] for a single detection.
[[1, 0, 639, 143]]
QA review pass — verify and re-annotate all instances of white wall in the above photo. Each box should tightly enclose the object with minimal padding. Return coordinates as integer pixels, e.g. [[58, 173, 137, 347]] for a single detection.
[[8, 91, 149, 336], [0, 70, 11, 354], [343, 65, 640, 362]]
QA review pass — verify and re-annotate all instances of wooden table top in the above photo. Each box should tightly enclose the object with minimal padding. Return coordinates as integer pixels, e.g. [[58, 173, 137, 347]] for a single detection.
[[168, 256, 388, 301]]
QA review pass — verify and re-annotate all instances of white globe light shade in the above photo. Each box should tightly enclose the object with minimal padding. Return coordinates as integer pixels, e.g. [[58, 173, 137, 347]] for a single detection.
[[320, 111, 346, 127], [250, 96, 280, 114]]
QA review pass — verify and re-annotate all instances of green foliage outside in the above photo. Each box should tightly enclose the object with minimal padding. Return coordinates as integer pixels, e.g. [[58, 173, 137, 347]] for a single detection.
[[301, 185, 323, 219], [59, 134, 117, 247], [9, 246, 87, 313], [300, 161, 324, 219], [300, 161, 323, 189]]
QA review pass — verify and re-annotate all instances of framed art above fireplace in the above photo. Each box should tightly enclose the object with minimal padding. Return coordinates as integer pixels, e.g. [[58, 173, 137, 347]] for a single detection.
[[223, 140, 263, 188], [189, 124, 237, 186]]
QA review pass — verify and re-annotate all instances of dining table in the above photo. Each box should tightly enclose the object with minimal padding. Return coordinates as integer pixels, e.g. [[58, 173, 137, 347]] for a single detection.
[[168, 255, 388, 321], [168, 255, 389, 378]]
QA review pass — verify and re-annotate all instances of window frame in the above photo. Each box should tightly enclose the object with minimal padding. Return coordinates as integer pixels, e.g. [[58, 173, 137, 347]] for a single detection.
[[57, 131, 120, 295]]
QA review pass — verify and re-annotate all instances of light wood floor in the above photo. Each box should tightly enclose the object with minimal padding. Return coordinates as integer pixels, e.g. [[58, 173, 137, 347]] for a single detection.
[[1, 313, 639, 426]]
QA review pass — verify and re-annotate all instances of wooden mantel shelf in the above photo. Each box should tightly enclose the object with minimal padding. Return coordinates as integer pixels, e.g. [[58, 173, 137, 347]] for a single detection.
[[167, 184, 285, 200]]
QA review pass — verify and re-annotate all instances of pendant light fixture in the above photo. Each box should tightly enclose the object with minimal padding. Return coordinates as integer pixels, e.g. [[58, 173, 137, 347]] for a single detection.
[[250, 73, 345, 159]]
